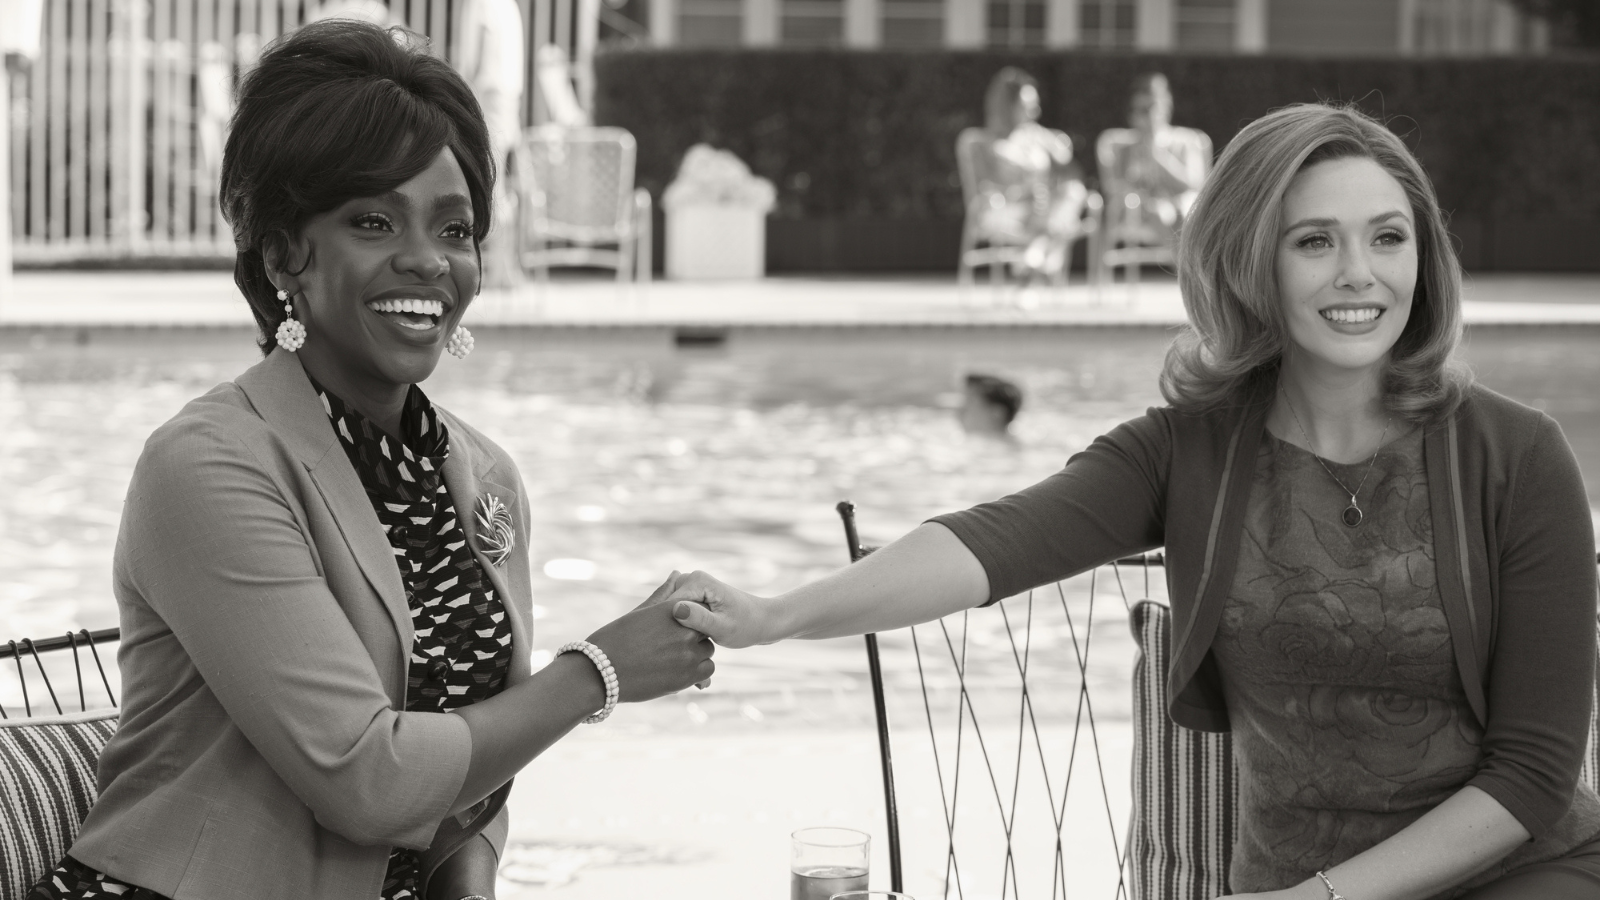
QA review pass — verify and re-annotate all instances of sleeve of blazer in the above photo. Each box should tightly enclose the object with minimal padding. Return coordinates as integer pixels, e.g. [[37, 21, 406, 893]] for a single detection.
[[1468, 413, 1599, 839], [929, 409, 1171, 604], [120, 417, 472, 849]]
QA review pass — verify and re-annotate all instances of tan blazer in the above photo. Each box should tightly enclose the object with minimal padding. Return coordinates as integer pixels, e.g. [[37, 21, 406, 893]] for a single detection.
[[71, 349, 534, 899]]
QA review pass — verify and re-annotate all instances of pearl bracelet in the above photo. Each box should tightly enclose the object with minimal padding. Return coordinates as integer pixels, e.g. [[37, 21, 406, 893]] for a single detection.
[[1316, 871, 1347, 900], [557, 640, 618, 724]]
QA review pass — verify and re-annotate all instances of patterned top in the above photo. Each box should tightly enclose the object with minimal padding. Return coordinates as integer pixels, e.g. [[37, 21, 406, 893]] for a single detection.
[[32, 379, 512, 900], [1213, 428, 1600, 897]]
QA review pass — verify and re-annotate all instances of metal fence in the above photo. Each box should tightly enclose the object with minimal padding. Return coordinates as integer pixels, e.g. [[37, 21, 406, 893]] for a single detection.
[[5, 0, 495, 264]]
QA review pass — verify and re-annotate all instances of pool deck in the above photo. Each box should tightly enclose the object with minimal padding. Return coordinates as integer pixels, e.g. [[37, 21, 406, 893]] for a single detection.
[[4, 270, 1600, 329]]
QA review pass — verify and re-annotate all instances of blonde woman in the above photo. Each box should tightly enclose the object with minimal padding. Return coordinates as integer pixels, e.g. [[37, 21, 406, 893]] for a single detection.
[[664, 103, 1600, 900]]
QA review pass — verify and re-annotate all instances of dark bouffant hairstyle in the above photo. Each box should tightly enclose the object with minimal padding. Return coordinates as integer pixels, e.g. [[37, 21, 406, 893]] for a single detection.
[[219, 19, 494, 355]]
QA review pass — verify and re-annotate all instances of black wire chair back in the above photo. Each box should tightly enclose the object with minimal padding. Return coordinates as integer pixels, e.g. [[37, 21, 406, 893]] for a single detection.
[[0, 628, 119, 719], [839, 500, 1163, 900]]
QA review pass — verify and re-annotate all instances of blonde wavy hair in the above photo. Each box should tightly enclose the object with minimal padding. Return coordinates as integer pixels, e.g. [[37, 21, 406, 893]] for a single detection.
[[1160, 103, 1471, 423]]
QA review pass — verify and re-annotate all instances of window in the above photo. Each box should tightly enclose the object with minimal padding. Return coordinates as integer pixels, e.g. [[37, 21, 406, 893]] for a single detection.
[[1080, 0, 1136, 48], [782, 0, 845, 46], [882, 0, 945, 47], [679, 0, 743, 45], [1176, 0, 1234, 50], [988, 0, 1046, 48]]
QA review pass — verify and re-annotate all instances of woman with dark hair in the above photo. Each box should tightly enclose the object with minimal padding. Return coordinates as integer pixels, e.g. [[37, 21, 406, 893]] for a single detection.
[[665, 103, 1600, 899], [968, 66, 1089, 280], [29, 19, 712, 900]]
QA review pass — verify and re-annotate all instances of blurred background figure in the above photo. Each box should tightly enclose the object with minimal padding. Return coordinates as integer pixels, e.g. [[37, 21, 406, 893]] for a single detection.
[[534, 43, 589, 128], [1091, 72, 1212, 285], [456, 0, 527, 288], [958, 67, 1092, 286], [957, 373, 1023, 440], [1110, 73, 1208, 242]]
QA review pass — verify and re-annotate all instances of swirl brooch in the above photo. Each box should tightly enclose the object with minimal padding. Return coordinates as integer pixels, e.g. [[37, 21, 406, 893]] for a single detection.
[[474, 493, 515, 568]]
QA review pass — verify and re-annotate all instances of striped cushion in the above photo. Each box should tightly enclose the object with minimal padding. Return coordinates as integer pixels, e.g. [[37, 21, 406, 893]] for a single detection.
[[0, 709, 117, 899], [1129, 599, 1236, 900], [1129, 602, 1600, 900]]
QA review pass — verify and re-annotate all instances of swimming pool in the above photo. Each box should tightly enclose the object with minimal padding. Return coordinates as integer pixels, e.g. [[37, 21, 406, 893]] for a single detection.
[[3, 323, 1598, 718]]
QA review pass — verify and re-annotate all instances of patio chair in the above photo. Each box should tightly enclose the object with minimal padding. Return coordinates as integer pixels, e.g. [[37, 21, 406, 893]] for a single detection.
[[838, 501, 1600, 900], [0, 628, 120, 898], [513, 125, 653, 283], [1089, 127, 1212, 288], [955, 128, 1100, 289]]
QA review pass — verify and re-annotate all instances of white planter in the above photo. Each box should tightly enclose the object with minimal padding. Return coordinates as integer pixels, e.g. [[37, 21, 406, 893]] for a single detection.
[[666, 205, 767, 281]]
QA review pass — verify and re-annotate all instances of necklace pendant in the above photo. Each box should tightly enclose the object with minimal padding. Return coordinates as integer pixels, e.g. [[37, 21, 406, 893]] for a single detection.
[[1342, 504, 1363, 527]]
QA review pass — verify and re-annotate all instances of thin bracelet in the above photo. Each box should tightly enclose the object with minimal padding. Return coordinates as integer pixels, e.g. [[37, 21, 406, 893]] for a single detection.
[[557, 640, 618, 723], [455, 896, 490, 900], [1316, 871, 1347, 900]]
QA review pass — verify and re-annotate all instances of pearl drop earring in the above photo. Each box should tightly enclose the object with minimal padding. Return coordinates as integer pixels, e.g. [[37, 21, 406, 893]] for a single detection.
[[274, 289, 306, 352], [447, 325, 474, 359]]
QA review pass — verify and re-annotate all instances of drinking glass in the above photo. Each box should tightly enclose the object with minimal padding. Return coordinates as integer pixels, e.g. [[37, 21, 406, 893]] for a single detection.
[[790, 827, 870, 900], [829, 893, 916, 900]]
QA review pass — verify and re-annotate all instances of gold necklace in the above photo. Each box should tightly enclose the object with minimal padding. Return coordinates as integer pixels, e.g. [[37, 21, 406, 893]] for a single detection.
[[1281, 394, 1391, 528]]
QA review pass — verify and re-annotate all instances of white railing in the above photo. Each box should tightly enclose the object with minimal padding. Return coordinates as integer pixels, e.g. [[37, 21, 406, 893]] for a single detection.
[[7, 0, 460, 264]]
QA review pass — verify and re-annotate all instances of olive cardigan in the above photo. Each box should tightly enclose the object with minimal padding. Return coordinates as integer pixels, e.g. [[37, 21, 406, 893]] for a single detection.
[[932, 384, 1599, 841], [70, 349, 532, 899]]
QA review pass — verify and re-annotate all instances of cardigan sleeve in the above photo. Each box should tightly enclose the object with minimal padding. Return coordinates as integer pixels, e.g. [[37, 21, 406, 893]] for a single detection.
[[930, 409, 1170, 605], [1467, 413, 1599, 840], [119, 417, 472, 849]]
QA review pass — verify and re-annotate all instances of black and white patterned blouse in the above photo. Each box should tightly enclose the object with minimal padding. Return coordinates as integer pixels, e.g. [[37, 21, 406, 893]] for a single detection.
[[32, 379, 513, 900]]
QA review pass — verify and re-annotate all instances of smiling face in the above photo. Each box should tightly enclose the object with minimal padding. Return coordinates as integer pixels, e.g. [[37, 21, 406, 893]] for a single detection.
[[272, 146, 479, 404], [1275, 155, 1418, 383]]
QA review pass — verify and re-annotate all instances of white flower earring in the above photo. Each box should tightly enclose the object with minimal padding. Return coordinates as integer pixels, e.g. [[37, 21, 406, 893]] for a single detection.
[[274, 289, 306, 352], [447, 325, 474, 359]]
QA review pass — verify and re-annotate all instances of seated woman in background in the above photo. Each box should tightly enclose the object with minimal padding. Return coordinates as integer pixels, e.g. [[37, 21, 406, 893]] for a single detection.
[[31, 20, 711, 900], [1103, 72, 1210, 246], [969, 67, 1090, 280], [666, 102, 1600, 900]]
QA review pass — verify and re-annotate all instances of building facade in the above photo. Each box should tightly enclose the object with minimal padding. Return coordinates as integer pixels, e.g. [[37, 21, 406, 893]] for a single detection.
[[643, 0, 1550, 55]]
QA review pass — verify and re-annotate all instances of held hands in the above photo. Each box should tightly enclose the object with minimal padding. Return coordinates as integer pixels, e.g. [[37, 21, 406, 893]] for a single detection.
[[581, 577, 714, 703], [648, 570, 772, 649]]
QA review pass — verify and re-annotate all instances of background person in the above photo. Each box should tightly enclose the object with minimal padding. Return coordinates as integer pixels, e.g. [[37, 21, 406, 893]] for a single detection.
[[29, 21, 710, 900], [957, 373, 1023, 439], [662, 103, 1600, 900], [969, 67, 1089, 280], [454, 0, 526, 289], [1104, 72, 1209, 246]]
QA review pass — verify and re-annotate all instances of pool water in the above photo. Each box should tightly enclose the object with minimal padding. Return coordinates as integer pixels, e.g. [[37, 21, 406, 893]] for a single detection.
[[3, 324, 1598, 726]]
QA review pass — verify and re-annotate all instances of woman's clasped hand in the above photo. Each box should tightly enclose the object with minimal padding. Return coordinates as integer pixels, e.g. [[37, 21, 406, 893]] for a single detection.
[[593, 574, 717, 699]]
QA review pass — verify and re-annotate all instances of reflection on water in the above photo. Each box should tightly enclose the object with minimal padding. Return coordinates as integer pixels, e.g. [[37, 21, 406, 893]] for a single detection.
[[2, 325, 1597, 723]]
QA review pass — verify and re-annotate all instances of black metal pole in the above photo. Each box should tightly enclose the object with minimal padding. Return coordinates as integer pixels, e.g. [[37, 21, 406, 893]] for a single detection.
[[836, 501, 904, 893]]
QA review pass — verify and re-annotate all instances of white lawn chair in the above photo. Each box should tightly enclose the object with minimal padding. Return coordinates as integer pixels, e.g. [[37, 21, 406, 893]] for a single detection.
[[513, 125, 652, 282], [1090, 127, 1211, 288]]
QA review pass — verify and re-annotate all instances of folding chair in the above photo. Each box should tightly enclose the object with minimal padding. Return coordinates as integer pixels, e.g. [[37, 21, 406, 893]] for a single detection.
[[0, 627, 121, 897], [513, 125, 653, 283]]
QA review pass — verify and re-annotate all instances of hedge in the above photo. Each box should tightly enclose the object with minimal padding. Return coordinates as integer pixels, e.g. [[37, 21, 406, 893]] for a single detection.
[[594, 50, 1600, 271]]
